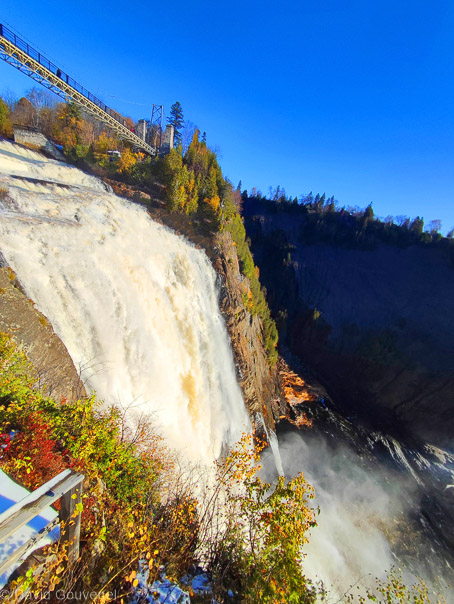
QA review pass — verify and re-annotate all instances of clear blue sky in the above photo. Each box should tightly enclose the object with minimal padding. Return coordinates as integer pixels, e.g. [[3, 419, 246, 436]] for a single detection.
[[1, 0, 453, 231]]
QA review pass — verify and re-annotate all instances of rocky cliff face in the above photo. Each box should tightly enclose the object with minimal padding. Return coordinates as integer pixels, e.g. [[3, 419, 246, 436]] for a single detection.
[[212, 232, 282, 432], [243, 203, 454, 448], [0, 265, 86, 403]]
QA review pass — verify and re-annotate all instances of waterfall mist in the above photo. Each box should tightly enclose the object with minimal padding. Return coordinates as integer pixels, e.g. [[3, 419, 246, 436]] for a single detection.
[[261, 427, 454, 602], [0, 140, 249, 463]]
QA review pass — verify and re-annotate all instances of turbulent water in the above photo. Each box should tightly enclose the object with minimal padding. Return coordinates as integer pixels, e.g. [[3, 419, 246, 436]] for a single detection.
[[0, 140, 249, 463], [261, 399, 454, 601]]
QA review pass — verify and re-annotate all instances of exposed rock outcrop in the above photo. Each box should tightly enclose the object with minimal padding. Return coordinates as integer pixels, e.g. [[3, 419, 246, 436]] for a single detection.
[[212, 232, 283, 431], [0, 266, 86, 403]]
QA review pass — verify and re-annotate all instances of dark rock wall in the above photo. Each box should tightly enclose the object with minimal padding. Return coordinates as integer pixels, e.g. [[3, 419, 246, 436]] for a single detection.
[[243, 205, 454, 448]]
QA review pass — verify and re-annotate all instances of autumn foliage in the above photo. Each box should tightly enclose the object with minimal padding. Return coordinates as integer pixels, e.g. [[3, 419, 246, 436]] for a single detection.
[[0, 332, 323, 602], [0, 89, 141, 175]]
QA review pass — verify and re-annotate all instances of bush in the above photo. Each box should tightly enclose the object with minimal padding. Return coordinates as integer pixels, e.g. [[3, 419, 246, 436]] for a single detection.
[[197, 434, 320, 603]]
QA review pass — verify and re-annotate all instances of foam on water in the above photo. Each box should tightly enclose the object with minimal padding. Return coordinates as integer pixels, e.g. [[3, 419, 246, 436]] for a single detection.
[[0, 140, 249, 463]]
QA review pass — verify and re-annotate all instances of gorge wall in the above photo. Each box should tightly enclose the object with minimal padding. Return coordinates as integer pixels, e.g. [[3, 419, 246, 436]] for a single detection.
[[243, 200, 454, 448], [213, 231, 281, 431]]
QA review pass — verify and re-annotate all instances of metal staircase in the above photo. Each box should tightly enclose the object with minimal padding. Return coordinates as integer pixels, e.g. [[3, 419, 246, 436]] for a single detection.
[[0, 23, 157, 155]]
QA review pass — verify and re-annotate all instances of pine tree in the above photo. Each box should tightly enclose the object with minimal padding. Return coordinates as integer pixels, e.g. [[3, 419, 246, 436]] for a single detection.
[[327, 196, 336, 212], [364, 203, 374, 220], [163, 148, 187, 212], [167, 101, 184, 146]]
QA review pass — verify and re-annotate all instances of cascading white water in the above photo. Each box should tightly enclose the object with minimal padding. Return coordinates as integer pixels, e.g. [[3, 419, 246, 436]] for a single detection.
[[0, 140, 250, 463]]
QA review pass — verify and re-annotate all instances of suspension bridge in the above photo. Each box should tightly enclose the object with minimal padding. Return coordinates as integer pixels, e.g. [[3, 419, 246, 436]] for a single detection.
[[0, 23, 159, 155]]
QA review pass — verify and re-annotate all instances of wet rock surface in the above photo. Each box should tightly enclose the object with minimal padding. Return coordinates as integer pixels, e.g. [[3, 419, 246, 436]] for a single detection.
[[277, 396, 454, 593]]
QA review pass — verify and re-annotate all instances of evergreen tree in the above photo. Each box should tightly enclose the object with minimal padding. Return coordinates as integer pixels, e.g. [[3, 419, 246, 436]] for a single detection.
[[410, 216, 424, 235], [304, 191, 313, 206], [364, 203, 374, 220], [167, 101, 184, 146], [201, 131, 207, 144], [163, 148, 188, 212]]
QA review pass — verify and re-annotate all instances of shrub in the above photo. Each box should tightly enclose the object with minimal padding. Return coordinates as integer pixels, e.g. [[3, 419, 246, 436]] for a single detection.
[[196, 434, 320, 603]]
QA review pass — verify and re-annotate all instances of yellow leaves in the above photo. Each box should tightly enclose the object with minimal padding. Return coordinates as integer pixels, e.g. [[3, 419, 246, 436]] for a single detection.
[[94, 131, 118, 153], [117, 148, 137, 173]]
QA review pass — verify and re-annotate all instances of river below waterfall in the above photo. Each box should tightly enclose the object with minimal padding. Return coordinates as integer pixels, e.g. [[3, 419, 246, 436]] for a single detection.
[[261, 375, 454, 601]]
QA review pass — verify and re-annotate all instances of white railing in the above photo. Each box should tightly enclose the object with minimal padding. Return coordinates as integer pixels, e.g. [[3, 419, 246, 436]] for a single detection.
[[0, 469, 84, 577]]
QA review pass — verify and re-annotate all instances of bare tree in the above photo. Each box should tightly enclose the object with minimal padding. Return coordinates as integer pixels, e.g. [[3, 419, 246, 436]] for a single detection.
[[1, 88, 18, 111], [426, 219, 442, 234], [181, 120, 197, 155]]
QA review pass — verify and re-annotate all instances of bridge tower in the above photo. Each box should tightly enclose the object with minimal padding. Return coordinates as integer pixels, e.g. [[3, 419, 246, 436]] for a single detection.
[[151, 104, 163, 150]]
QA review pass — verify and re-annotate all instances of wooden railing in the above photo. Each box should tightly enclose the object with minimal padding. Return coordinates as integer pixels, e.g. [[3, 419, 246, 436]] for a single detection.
[[0, 469, 84, 577]]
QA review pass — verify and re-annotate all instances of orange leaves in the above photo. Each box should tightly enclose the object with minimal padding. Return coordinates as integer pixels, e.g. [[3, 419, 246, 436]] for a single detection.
[[125, 570, 138, 587], [278, 361, 316, 428], [203, 194, 221, 213]]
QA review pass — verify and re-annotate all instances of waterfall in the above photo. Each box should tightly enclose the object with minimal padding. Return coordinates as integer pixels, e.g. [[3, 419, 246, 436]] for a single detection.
[[0, 140, 250, 463]]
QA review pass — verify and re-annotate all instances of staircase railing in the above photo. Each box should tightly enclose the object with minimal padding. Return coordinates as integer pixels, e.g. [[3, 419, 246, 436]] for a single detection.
[[0, 469, 84, 577]]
